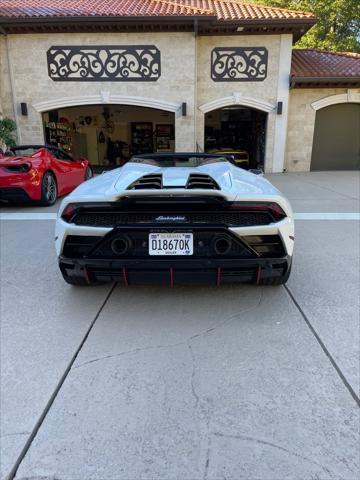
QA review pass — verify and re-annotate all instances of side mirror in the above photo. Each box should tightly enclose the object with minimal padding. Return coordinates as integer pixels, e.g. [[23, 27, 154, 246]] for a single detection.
[[249, 168, 264, 176]]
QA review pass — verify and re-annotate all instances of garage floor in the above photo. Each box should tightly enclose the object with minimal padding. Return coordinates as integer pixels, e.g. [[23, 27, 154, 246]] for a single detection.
[[1, 172, 359, 480]]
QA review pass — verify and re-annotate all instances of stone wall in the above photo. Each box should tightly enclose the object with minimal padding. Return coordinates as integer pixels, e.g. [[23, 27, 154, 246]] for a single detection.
[[2, 31, 322, 172], [286, 87, 360, 172], [3, 32, 196, 149], [196, 34, 292, 172], [0, 36, 15, 120]]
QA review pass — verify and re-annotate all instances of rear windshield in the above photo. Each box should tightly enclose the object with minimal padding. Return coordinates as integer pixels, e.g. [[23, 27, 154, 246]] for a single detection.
[[130, 155, 232, 168], [11, 147, 41, 156]]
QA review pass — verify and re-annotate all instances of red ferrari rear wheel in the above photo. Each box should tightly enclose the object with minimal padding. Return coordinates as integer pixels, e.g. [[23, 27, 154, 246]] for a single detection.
[[41, 171, 57, 206], [84, 166, 93, 180]]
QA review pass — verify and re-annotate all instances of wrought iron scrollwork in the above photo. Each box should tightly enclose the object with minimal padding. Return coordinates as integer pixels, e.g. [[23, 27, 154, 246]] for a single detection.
[[47, 45, 161, 81], [211, 47, 268, 82]]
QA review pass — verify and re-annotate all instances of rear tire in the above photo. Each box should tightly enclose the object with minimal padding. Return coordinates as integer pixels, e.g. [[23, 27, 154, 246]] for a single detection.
[[84, 166, 93, 181], [260, 264, 292, 286], [41, 171, 57, 206]]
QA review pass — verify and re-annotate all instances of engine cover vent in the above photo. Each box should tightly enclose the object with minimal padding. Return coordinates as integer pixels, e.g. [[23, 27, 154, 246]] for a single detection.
[[186, 174, 220, 190], [128, 174, 163, 190]]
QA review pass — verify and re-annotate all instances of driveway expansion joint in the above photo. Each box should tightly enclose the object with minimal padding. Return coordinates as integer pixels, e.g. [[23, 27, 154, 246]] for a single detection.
[[6, 283, 117, 480], [284, 285, 360, 408]]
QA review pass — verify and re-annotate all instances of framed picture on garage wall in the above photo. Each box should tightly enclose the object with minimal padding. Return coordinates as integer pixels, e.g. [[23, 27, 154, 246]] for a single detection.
[[155, 124, 175, 152], [131, 122, 154, 155]]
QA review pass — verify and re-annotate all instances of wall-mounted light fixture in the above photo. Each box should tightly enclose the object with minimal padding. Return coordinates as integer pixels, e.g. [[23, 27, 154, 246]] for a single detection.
[[181, 102, 187, 116], [20, 102, 28, 116], [277, 101, 283, 115]]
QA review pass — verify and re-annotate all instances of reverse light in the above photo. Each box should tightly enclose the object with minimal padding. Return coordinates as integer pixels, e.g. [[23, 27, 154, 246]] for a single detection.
[[230, 202, 286, 221]]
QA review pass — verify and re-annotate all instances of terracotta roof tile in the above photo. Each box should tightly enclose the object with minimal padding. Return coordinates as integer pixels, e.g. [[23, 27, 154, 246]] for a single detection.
[[0, 0, 316, 21], [291, 49, 360, 79]]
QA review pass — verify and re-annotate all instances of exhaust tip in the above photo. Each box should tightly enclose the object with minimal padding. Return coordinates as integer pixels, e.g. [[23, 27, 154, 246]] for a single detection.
[[213, 236, 232, 255], [111, 235, 131, 255]]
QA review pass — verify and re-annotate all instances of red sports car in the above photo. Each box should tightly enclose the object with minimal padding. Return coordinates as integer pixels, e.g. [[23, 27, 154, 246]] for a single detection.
[[0, 145, 93, 206]]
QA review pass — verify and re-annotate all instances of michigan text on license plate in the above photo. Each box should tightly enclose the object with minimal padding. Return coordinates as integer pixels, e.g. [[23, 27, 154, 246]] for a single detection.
[[149, 233, 193, 256]]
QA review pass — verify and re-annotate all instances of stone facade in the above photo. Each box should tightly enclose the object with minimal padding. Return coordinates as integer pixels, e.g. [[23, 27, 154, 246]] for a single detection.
[[196, 34, 292, 172], [0, 36, 14, 121], [286, 87, 360, 171], [1, 31, 358, 171], [0, 31, 291, 171], [1, 32, 197, 150]]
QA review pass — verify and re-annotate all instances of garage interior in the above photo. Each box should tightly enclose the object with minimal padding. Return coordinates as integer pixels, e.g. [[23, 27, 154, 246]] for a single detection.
[[42, 105, 175, 168], [311, 103, 360, 171], [204, 106, 267, 169]]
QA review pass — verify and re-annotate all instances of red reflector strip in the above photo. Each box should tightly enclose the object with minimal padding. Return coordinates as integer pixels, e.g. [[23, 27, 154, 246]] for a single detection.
[[256, 266, 261, 285], [217, 267, 221, 287], [122, 267, 129, 287], [84, 267, 91, 285], [170, 268, 174, 288]]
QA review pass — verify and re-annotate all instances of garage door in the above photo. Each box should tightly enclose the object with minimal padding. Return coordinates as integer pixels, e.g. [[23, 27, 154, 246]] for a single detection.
[[311, 103, 360, 171]]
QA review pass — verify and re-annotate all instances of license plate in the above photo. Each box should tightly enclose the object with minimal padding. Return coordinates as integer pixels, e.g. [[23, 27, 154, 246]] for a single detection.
[[149, 233, 193, 256]]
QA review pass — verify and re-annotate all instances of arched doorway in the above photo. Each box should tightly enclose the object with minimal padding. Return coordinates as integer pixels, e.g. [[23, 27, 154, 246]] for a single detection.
[[42, 104, 175, 169], [311, 103, 360, 171], [204, 106, 267, 169]]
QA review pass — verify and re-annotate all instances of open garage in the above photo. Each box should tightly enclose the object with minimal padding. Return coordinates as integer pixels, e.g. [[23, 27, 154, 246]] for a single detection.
[[311, 103, 360, 171], [204, 106, 267, 170], [42, 105, 175, 167]]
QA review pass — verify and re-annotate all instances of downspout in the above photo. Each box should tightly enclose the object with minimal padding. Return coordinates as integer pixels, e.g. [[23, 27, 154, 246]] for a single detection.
[[2, 31, 21, 142]]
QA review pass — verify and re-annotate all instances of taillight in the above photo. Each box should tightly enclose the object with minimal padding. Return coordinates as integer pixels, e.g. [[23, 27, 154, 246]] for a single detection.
[[4, 162, 32, 173], [61, 202, 112, 222], [267, 203, 287, 219], [230, 202, 286, 221], [61, 204, 77, 222]]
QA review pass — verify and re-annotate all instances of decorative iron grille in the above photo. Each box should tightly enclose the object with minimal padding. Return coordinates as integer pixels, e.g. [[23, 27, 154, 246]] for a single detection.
[[47, 45, 161, 81], [211, 47, 268, 82]]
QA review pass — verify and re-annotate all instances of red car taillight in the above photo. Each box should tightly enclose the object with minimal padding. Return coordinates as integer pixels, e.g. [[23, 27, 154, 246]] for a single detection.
[[230, 202, 286, 221]]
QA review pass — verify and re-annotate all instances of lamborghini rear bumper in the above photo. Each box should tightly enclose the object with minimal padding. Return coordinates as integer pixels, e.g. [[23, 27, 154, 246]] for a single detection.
[[59, 255, 291, 286]]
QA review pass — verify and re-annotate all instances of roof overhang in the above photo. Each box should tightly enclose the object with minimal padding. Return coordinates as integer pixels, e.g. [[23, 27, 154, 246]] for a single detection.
[[0, 15, 316, 40], [290, 76, 360, 88]]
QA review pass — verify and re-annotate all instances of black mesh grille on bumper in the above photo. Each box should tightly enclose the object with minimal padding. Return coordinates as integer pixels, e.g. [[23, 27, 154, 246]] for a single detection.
[[72, 211, 272, 228], [62, 230, 286, 260], [62, 236, 102, 258], [242, 235, 286, 258]]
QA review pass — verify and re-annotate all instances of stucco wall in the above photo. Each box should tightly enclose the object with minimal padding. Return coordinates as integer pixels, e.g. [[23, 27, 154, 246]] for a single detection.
[[4, 32, 196, 149], [286, 87, 360, 172]]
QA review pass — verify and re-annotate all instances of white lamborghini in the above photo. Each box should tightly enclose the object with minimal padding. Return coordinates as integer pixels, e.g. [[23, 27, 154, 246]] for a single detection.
[[55, 153, 294, 286]]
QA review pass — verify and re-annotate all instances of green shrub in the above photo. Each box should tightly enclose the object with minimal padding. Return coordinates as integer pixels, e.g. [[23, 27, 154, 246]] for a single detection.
[[0, 117, 17, 150]]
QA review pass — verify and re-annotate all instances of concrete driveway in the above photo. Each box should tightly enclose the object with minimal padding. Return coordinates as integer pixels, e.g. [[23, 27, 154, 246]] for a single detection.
[[1, 171, 359, 480]]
